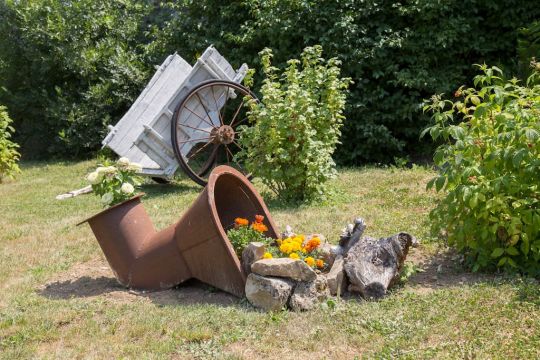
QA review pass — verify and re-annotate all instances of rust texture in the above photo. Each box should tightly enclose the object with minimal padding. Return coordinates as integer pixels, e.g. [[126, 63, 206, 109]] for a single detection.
[[81, 165, 278, 297]]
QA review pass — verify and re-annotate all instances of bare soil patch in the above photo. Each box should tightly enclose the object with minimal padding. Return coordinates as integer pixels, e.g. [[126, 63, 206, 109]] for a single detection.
[[38, 258, 240, 307]]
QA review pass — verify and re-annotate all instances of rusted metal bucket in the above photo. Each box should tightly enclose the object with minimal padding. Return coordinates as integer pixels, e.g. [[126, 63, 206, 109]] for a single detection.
[[80, 165, 278, 297]]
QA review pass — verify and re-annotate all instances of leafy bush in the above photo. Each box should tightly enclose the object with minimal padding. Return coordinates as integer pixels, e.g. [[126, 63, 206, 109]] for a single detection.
[[238, 46, 350, 202], [86, 157, 143, 207], [0, 105, 20, 182], [423, 65, 540, 274]]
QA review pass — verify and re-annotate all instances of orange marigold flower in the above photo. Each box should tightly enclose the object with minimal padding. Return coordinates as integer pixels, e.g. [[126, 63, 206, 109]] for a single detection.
[[304, 237, 321, 252], [251, 222, 268, 233], [305, 257, 315, 267], [234, 217, 249, 227], [316, 259, 324, 269], [255, 215, 264, 223]]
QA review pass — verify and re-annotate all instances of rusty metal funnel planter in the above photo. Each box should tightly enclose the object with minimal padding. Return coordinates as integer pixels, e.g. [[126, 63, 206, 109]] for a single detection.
[[80, 165, 278, 297]]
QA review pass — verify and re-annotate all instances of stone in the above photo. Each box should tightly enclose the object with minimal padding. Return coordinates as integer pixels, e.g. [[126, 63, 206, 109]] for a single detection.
[[344, 232, 414, 299], [326, 255, 347, 296], [245, 273, 294, 311], [251, 258, 317, 281], [289, 275, 330, 311], [319, 243, 342, 268], [241, 242, 266, 275]]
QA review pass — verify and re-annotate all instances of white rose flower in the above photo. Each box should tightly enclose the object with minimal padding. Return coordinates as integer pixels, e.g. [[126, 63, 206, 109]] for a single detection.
[[127, 162, 142, 172], [117, 157, 130, 167], [96, 166, 107, 174], [121, 182, 134, 194], [101, 192, 114, 205], [86, 171, 102, 185]]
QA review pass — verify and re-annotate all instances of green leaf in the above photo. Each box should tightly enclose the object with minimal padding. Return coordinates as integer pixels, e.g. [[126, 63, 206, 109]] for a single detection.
[[506, 246, 519, 256], [491, 248, 504, 258], [497, 257, 508, 266], [435, 176, 446, 192]]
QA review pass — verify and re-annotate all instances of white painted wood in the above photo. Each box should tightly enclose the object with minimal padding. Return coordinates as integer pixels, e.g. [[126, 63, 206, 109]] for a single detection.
[[102, 46, 247, 178]]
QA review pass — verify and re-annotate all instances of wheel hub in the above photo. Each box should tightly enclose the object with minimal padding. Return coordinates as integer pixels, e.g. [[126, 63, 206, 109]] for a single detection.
[[212, 125, 235, 145]]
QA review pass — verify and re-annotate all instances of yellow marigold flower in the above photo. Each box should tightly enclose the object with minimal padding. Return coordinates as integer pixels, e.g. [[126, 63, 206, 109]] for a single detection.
[[289, 253, 299, 259], [305, 256, 315, 267], [234, 217, 249, 227], [263, 252, 273, 259], [276, 239, 283, 245], [316, 259, 324, 268], [280, 243, 292, 254]]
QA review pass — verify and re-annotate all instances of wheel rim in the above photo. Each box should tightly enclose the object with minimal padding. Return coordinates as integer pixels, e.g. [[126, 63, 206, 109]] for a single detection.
[[171, 80, 257, 186]]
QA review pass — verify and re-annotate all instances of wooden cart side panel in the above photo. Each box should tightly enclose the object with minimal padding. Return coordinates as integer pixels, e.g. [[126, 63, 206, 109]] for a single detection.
[[104, 54, 192, 154]]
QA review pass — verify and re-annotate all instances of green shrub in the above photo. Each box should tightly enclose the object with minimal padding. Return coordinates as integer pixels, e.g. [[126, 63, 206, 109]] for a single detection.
[[0, 105, 21, 182], [423, 64, 540, 274], [237, 46, 350, 202]]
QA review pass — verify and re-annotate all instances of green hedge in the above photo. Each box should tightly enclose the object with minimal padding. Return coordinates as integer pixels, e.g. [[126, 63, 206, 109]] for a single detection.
[[1, 0, 539, 163]]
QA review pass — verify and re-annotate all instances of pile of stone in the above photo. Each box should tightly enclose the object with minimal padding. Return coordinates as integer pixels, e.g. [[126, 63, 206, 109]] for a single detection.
[[242, 218, 417, 311]]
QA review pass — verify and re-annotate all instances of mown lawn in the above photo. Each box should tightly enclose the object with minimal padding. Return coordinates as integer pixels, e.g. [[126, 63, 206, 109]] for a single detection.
[[0, 161, 539, 359]]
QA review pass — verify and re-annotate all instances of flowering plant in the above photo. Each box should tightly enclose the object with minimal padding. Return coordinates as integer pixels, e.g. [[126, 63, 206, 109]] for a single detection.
[[86, 157, 143, 207], [226, 215, 272, 256], [227, 214, 327, 270], [265, 234, 326, 269]]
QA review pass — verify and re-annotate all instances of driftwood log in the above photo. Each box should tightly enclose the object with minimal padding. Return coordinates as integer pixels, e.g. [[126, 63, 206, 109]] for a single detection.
[[343, 227, 414, 299], [55, 185, 92, 200]]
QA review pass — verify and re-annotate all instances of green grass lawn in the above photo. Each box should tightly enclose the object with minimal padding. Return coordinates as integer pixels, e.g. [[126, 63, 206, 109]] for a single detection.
[[1, 161, 539, 359]]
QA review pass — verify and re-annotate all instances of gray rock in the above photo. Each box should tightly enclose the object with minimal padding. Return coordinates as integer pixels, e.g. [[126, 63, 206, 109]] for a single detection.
[[241, 242, 266, 275], [245, 273, 294, 311], [326, 255, 347, 296], [251, 258, 317, 281], [344, 232, 414, 299], [289, 275, 330, 311], [319, 243, 343, 268]]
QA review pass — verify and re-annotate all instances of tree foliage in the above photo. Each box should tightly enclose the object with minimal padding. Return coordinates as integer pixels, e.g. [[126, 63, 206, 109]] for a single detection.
[[0, 0, 539, 162]]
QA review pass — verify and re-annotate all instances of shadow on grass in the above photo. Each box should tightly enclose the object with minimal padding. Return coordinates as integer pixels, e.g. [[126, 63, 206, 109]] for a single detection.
[[38, 277, 244, 308], [139, 181, 200, 199], [402, 248, 498, 292]]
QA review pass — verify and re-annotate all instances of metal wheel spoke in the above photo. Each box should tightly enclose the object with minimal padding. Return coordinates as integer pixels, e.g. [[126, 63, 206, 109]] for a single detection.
[[187, 141, 213, 160], [211, 86, 224, 126], [184, 106, 216, 128], [229, 97, 247, 126], [220, 85, 230, 127], [177, 136, 212, 145], [195, 92, 216, 127], [178, 122, 212, 134], [231, 117, 248, 128]]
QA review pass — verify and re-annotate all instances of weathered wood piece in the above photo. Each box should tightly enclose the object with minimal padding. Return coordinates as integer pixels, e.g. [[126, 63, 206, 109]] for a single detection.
[[344, 232, 414, 299], [55, 185, 92, 200]]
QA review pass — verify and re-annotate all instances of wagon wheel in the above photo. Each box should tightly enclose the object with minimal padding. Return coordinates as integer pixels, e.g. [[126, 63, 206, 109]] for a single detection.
[[171, 79, 258, 186]]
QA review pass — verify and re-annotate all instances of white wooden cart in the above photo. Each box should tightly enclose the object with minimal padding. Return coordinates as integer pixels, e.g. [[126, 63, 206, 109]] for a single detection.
[[102, 46, 256, 185]]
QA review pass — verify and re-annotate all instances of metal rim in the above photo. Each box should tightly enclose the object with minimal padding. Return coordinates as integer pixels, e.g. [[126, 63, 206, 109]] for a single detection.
[[171, 79, 258, 186]]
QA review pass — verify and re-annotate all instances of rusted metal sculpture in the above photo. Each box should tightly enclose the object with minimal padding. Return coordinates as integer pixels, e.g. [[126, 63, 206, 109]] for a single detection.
[[79, 165, 278, 297]]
